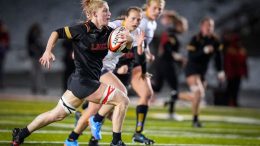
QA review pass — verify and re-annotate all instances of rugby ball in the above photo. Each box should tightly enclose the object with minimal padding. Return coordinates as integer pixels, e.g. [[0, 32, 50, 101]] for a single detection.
[[108, 26, 127, 52]]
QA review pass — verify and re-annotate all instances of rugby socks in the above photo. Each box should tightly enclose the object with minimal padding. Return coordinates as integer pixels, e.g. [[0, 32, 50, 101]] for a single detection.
[[135, 105, 148, 133], [19, 127, 30, 139], [68, 131, 80, 141], [112, 132, 122, 144], [193, 115, 199, 123], [169, 90, 178, 114], [81, 101, 89, 110], [93, 113, 104, 123]]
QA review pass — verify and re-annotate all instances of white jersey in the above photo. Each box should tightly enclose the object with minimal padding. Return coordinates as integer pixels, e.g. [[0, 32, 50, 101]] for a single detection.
[[139, 13, 157, 46], [102, 20, 141, 72]]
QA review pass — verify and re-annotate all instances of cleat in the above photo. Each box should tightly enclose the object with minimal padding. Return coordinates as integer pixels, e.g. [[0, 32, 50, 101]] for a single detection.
[[192, 121, 203, 128], [132, 133, 154, 145], [89, 116, 102, 140], [169, 113, 184, 121], [110, 140, 126, 146], [64, 139, 78, 146], [74, 111, 82, 127], [89, 136, 99, 146], [11, 128, 24, 146]]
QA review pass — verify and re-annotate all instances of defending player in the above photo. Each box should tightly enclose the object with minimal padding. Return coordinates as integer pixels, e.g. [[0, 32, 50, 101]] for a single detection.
[[113, 0, 166, 144]]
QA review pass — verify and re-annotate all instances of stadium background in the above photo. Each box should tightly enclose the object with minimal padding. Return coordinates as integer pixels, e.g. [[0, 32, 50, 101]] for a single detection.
[[0, 0, 259, 107]]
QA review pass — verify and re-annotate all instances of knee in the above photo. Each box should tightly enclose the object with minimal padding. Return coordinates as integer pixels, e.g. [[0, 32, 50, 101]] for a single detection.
[[122, 93, 130, 106], [120, 86, 128, 96], [118, 91, 130, 107], [189, 85, 203, 100]]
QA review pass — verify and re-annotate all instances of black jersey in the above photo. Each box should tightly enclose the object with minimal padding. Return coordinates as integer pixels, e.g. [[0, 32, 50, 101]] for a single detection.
[[115, 46, 136, 73], [56, 21, 113, 81], [161, 33, 180, 62], [186, 33, 224, 71]]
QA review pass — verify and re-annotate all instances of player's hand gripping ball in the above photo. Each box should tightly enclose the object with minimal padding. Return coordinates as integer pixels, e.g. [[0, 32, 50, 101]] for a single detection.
[[108, 26, 128, 52]]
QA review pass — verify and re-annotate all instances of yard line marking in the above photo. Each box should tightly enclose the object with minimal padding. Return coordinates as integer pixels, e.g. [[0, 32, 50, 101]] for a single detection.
[[1, 120, 259, 134], [151, 113, 260, 125], [0, 140, 245, 146], [1, 129, 259, 140]]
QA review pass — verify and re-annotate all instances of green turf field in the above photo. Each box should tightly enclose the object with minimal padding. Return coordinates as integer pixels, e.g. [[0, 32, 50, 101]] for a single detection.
[[0, 99, 260, 146]]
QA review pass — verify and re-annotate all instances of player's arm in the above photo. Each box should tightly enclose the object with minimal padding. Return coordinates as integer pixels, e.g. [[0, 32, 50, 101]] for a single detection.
[[40, 25, 81, 69], [39, 31, 58, 69], [214, 40, 225, 82], [144, 41, 155, 62], [137, 30, 145, 55]]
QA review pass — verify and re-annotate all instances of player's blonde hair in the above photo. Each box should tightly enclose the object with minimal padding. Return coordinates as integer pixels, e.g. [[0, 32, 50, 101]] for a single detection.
[[81, 0, 107, 19], [143, 0, 165, 10]]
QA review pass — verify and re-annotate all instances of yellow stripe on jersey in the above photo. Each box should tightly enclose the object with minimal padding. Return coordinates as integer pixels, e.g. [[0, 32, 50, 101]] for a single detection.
[[65, 26, 72, 39], [187, 45, 196, 51]]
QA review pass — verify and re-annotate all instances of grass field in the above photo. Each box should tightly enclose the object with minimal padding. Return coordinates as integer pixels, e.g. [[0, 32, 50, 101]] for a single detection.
[[0, 99, 260, 146]]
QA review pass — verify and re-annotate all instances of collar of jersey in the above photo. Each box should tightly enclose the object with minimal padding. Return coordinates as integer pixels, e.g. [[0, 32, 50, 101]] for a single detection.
[[87, 20, 106, 33]]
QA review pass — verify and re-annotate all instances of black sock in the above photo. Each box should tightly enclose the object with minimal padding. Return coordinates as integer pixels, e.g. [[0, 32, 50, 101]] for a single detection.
[[82, 101, 89, 110], [135, 105, 148, 133], [112, 132, 121, 144], [94, 113, 104, 123], [68, 131, 80, 141], [169, 91, 178, 114], [19, 127, 30, 139], [193, 115, 199, 122]]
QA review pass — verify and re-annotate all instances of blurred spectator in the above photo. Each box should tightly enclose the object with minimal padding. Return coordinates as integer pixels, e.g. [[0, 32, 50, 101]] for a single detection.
[[0, 20, 10, 89], [61, 40, 75, 92], [27, 23, 46, 94], [224, 33, 248, 107]]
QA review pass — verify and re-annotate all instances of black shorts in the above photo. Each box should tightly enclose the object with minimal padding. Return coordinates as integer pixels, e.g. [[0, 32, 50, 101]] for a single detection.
[[133, 51, 147, 74], [67, 73, 100, 99], [185, 62, 207, 81], [101, 68, 110, 76], [113, 71, 131, 88]]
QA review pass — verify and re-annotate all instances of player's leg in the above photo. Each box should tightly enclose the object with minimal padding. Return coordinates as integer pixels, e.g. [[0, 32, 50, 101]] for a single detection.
[[65, 102, 101, 146], [186, 75, 204, 127], [151, 59, 164, 93], [66, 71, 128, 146], [164, 63, 183, 121], [12, 90, 84, 146], [131, 66, 155, 145], [88, 72, 129, 145]]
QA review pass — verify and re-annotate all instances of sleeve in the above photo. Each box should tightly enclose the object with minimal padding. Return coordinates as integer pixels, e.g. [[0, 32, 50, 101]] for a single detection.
[[108, 20, 121, 29], [214, 39, 224, 72], [187, 36, 205, 59], [138, 19, 146, 32], [55, 24, 82, 40]]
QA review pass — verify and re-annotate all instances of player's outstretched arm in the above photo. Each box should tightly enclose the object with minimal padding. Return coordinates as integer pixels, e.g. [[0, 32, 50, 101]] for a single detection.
[[39, 31, 58, 69]]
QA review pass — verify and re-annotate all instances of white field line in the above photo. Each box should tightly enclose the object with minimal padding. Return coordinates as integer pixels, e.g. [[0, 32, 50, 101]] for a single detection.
[[151, 113, 260, 125], [2, 113, 260, 125], [0, 140, 246, 146], [1, 129, 259, 140], [1, 120, 259, 134]]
